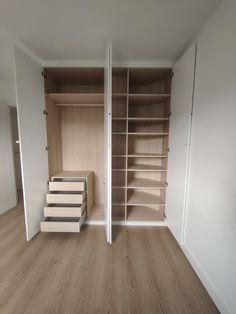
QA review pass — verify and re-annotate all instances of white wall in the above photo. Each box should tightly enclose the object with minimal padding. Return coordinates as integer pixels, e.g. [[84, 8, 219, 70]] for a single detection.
[[183, 1, 236, 313], [0, 103, 17, 214]]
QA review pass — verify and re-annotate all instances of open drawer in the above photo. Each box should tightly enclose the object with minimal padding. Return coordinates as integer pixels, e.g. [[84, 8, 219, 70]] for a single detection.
[[49, 180, 85, 192], [46, 191, 86, 204], [44, 201, 86, 218], [40, 210, 86, 233]]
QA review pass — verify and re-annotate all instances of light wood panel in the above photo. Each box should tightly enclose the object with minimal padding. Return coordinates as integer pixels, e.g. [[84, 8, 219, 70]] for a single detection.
[[61, 106, 104, 205], [127, 153, 168, 158], [51, 171, 94, 214], [127, 205, 164, 221], [49, 181, 85, 192], [127, 178, 166, 189], [112, 68, 128, 94], [52, 170, 92, 178], [127, 164, 166, 171], [129, 94, 170, 106], [45, 67, 104, 86], [47, 93, 104, 105], [44, 202, 86, 217], [40, 211, 85, 233], [127, 190, 164, 205], [0, 203, 219, 314], [45, 97, 63, 177], [46, 192, 85, 204]]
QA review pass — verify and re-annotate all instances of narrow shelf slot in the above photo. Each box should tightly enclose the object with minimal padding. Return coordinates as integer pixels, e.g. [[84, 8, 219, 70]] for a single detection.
[[129, 94, 170, 105], [128, 118, 169, 122], [127, 191, 165, 205], [127, 164, 167, 171], [127, 153, 168, 158], [127, 178, 166, 189], [46, 93, 104, 105], [128, 133, 169, 137], [112, 205, 126, 221], [127, 206, 164, 222], [129, 68, 172, 95]]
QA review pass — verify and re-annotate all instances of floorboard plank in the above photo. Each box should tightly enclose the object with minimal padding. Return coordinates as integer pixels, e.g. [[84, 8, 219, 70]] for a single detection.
[[0, 203, 219, 314]]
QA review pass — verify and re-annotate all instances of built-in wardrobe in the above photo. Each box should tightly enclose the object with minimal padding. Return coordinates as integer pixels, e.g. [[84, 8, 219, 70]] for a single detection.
[[14, 42, 196, 244]]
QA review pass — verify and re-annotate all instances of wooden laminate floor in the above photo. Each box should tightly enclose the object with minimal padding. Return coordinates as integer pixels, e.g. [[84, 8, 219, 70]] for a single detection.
[[0, 202, 219, 314]]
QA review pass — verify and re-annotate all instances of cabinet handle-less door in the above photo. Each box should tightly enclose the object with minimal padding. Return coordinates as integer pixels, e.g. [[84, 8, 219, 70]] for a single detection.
[[14, 46, 49, 241], [104, 42, 112, 244]]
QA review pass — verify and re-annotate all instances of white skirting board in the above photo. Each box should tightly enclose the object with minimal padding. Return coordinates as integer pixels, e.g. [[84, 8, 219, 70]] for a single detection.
[[181, 245, 229, 314], [84, 220, 166, 227]]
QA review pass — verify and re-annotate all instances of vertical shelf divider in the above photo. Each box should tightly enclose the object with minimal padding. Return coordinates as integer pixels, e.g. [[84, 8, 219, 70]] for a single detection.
[[124, 69, 129, 220]]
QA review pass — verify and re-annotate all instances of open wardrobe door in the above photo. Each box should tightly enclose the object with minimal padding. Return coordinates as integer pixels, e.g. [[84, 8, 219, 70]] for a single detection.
[[14, 46, 49, 241], [104, 42, 112, 244]]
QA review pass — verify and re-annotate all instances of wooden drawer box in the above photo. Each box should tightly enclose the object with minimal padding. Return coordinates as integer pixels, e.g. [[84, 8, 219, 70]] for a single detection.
[[49, 181, 85, 192], [40, 210, 86, 233], [46, 192, 85, 204], [44, 202, 86, 218]]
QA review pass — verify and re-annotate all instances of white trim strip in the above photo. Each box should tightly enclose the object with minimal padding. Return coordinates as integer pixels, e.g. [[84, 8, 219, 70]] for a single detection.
[[42, 60, 174, 68], [85, 220, 166, 227]]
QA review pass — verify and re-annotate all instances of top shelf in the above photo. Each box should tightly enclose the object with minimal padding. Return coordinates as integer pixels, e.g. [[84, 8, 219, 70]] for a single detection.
[[46, 93, 104, 106]]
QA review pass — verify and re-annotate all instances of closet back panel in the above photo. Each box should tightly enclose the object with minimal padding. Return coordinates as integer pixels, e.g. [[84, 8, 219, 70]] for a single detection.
[[61, 106, 104, 205], [45, 97, 63, 177]]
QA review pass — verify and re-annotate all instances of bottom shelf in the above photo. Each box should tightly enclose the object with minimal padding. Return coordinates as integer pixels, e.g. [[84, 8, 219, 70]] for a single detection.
[[86, 204, 165, 223], [127, 206, 164, 222]]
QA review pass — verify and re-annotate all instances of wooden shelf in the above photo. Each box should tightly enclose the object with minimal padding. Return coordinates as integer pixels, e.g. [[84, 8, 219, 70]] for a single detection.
[[127, 191, 165, 206], [128, 118, 169, 123], [127, 153, 168, 158], [112, 155, 126, 157], [112, 93, 127, 98], [112, 185, 126, 189], [113, 200, 126, 206], [112, 169, 126, 171], [127, 178, 166, 189], [47, 93, 104, 105], [129, 94, 170, 105], [112, 132, 126, 135], [128, 132, 169, 137], [111, 67, 171, 220], [112, 213, 125, 221], [127, 164, 167, 171], [127, 206, 164, 222]]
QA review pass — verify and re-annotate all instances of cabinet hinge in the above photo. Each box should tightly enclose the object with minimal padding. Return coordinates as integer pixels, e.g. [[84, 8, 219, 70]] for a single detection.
[[171, 71, 174, 79], [165, 181, 168, 187], [43, 110, 48, 115], [163, 212, 166, 219], [168, 111, 172, 116], [45, 146, 49, 151], [41, 71, 47, 78], [167, 147, 170, 152]]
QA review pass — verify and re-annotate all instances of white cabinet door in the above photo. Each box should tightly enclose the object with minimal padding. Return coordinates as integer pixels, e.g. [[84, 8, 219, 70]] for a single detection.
[[104, 43, 112, 244], [166, 43, 197, 244], [14, 46, 49, 241]]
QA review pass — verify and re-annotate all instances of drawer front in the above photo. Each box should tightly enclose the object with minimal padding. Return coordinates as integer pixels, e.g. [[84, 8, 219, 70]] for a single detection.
[[44, 202, 86, 217], [46, 192, 85, 204], [40, 210, 86, 233], [49, 181, 85, 192]]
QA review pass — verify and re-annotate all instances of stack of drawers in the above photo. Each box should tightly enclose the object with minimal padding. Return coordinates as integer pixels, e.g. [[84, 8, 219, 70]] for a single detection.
[[40, 171, 93, 233]]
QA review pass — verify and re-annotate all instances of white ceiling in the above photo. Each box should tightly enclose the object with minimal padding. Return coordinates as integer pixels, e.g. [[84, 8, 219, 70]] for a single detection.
[[0, 0, 220, 63]]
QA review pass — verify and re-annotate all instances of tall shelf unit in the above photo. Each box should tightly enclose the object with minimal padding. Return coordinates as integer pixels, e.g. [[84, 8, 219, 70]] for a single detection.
[[112, 68, 172, 222]]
